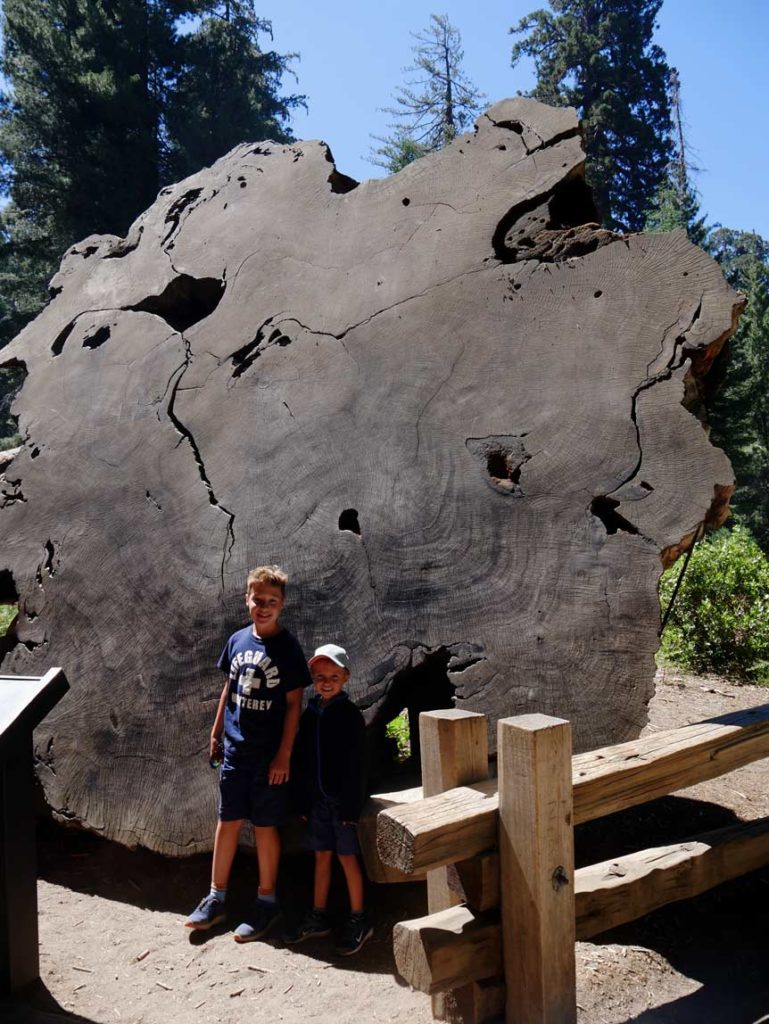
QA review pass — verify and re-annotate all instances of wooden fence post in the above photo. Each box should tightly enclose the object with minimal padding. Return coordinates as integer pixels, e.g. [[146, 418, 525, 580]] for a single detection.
[[497, 715, 576, 1024], [420, 709, 490, 1022]]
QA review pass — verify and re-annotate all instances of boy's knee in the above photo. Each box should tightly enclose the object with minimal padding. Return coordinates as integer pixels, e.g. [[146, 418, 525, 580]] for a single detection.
[[218, 818, 243, 830], [315, 849, 334, 861]]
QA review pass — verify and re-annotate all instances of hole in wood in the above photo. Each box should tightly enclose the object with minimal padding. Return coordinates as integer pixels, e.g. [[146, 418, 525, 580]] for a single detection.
[[129, 275, 225, 333], [0, 568, 19, 603], [82, 325, 111, 350], [368, 648, 455, 786], [338, 508, 361, 535], [590, 496, 639, 536]]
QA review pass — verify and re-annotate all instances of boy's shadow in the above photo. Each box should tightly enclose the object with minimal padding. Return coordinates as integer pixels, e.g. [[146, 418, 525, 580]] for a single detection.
[[36, 817, 427, 973]]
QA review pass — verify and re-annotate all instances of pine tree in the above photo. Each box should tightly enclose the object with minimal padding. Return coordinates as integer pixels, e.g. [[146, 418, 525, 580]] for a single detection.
[[164, 1, 304, 182], [708, 230, 769, 549], [510, 0, 673, 232], [371, 13, 485, 174], [0, 0, 304, 352], [645, 69, 708, 246], [0, 0, 180, 347]]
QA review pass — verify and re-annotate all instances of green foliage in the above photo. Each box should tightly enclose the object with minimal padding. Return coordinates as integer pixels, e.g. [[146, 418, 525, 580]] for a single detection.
[[644, 70, 708, 247], [165, 2, 304, 182], [371, 132, 430, 174], [659, 526, 769, 681], [371, 13, 484, 174], [708, 230, 769, 551], [644, 175, 708, 246], [0, 361, 24, 445], [385, 710, 411, 762], [511, 0, 673, 232], [0, 0, 303, 349], [0, 604, 17, 636]]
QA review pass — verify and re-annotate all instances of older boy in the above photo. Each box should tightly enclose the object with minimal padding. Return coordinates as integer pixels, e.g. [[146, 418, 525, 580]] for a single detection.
[[185, 565, 312, 940], [286, 644, 372, 956]]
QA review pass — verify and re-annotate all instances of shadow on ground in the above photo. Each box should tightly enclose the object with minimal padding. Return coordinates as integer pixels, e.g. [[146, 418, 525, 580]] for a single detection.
[[12, 791, 769, 1022], [577, 794, 769, 1024], [2, 980, 98, 1023]]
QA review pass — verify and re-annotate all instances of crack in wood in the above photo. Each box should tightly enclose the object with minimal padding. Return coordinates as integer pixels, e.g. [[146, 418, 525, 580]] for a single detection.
[[166, 335, 236, 589]]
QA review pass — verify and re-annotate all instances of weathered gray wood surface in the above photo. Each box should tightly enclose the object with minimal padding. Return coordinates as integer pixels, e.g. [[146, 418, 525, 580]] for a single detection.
[[0, 98, 741, 853]]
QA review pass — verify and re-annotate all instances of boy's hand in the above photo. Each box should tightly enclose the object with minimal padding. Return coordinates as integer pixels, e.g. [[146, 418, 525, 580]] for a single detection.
[[268, 750, 290, 785], [209, 735, 222, 761]]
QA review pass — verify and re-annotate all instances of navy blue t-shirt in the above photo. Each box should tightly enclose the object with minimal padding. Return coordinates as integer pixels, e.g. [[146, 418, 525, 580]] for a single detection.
[[217, 626, 312, 763]]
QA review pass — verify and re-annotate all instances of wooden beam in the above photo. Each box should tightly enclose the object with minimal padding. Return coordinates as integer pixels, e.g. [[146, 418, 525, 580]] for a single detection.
[[447, 978, 506, 1024], [572, 703, 769, 822], [358, 786, 425, 884], [421, 709, 489, 911], [575, 816, 769, 939], [447, 852, 500, 913], [394, 814, 769, 968], [393, 905, 502, 995], [376, 777, 497, 875], [377, 703, 769, 876], [420, 709, 490, 1021], [498, 715, 576, 1024]]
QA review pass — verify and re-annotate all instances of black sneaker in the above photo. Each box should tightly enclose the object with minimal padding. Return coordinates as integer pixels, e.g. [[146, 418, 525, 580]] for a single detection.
[[185, 892, 226, 930], [333, 912, 373, 956], [233, 898, 281, 943], [284, 908, 332, 945]]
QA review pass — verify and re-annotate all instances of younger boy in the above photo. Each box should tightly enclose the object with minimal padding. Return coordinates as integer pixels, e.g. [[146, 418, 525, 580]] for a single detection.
[[286, 643, 372, 956], [185, 565, 312, 940]]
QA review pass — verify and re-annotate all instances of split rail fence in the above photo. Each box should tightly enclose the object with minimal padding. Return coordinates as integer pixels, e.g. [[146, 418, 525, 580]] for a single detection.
[[374, 704, 769, 1023]]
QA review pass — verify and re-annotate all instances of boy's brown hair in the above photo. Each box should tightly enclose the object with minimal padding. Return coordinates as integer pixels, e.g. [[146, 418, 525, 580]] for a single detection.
[[246, 564, 288, 594]]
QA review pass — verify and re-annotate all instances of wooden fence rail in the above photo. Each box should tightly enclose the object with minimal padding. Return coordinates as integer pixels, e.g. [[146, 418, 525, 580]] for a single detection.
[[377, 703, 769, 876], [380, 704, 769, 1024]]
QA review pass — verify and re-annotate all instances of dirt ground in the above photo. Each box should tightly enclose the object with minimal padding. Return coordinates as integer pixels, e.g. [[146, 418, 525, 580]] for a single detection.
[[4, 667, 769, 1024]]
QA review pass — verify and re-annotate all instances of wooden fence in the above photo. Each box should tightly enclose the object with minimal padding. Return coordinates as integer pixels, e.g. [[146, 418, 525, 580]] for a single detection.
[[375, 705, 769, 1024]]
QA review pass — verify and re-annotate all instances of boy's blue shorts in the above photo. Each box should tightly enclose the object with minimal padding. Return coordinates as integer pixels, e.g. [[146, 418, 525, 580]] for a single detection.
[[218, 759, 288, 827], [306, 797, 360, 856]]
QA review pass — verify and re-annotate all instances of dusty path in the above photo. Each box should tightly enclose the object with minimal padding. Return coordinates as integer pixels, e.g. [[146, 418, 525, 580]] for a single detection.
[[4, 668, 769, 1024]]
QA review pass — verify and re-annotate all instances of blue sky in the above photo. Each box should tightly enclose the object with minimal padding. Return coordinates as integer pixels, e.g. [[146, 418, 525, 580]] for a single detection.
[[268, 0, 768, 238], [0, 1, 765, 237]]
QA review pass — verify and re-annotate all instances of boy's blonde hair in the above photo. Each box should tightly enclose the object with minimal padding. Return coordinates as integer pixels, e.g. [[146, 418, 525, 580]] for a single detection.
[[246, 565, 288, 594]]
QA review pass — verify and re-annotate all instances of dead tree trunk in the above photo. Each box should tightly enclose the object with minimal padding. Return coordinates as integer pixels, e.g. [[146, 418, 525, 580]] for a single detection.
[[0, 99, 741, 854]]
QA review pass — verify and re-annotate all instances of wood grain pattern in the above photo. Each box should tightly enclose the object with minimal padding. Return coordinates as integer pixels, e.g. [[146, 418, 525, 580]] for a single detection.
[[498, 715, 576, 1024], [0, 96, 740, 852]]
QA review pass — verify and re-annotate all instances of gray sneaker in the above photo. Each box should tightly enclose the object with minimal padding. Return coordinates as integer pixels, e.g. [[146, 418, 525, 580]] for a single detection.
[[283, 908, 332, 945], [233, 898, 281, 943], [185, 892, 226, 930]]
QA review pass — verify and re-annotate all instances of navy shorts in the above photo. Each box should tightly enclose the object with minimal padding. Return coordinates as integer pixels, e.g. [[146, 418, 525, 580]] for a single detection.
[[306, 798, 360, 855], [218, 759, 289, 827]]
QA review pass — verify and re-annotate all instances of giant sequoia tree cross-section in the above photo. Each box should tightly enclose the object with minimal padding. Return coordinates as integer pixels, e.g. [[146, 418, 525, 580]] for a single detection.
[[0, 99, 740, 854]]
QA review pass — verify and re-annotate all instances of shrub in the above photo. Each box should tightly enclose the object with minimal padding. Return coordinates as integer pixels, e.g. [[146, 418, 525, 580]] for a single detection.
[[659, 525, 769, 681], [385, 710, 411, 762], [0, 604, 17, 637]]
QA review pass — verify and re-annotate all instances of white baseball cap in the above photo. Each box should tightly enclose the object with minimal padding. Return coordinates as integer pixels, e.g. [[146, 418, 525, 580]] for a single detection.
[[309, 643, 351, 671]]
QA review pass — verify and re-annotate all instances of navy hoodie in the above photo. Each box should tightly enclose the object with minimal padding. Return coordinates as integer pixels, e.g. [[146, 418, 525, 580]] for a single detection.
[[291, 692, 367, 822]]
